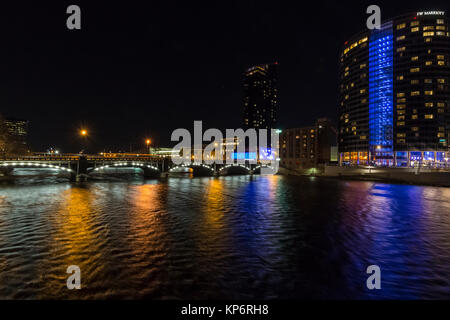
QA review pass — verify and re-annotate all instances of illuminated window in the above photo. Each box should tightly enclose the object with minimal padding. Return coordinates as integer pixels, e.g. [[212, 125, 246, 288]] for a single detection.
[[437, 31, 445, 36], [425, 90, 433, 95], [425, 114, 434, 119], [437, 19, 444, 24], [397, 47, 406, 52], [360, 63, 366, 69], [437, 55, 444, 60], [411, 56, 419, 61], [397, 110, 406, 115], [411, 79, 419, 84], [423, 32, 435, 37], [423, 26, 435, 31], [437, 102, 445, 107], [397, 23, 406, 30], [360, 89, 366, 94], [438, 61, 445, 66], [397, 139, 406, 144], [412, 127, 419, 132], [425, 102, 434, 107], [397, 35, 406, 41], [437, 78, 445, 83], [411, 115, 418, 119], [398, 98, 406, 103], [397, 92, 405, 97], [411, 91, 420, 96], [436, 25, 446, 30], [397, 75, 404, 80], [425, 79, 432, 84], [411, 21, 419, 27], [397, 133, 406, 137], [411, 27, 419, 32], [398, 115, 405, 120], [410, 67, 420, 72], [425, 61, 433, 66], [397, 104, 406, 109], [397, 121, 405, 126]]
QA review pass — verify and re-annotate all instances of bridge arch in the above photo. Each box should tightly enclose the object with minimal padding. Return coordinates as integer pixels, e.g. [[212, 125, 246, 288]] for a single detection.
[[169, 163, 215, 176], [89, 162, 161, 177], [0, 161, 74, 173], [218, 164, 251, 175]]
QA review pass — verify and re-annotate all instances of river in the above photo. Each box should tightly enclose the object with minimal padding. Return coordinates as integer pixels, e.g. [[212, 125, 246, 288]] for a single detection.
[[1, 170, 450, 299]]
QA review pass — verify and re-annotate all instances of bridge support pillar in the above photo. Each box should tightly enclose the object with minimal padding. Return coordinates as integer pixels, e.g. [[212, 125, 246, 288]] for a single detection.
[[0, 167, 13, 176]]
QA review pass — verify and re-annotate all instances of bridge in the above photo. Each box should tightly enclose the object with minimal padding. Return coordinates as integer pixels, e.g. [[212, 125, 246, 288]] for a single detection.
[[0, 155, 272, 181]]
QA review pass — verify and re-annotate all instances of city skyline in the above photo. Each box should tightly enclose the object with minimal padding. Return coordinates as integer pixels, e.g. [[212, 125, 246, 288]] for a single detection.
[[3, 2, 450, 306], [3, 1, 449, 153]]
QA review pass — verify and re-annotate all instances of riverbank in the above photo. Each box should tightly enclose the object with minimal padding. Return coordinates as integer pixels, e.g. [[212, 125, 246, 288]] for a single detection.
[[278, 166, 450, 187]]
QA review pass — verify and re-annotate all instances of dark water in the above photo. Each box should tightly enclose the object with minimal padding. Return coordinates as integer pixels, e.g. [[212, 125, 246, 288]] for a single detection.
[[1, 170, 450, 299]]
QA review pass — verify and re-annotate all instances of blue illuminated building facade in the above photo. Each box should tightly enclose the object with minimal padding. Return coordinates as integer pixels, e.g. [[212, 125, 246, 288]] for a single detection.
[[368, 22, 394, 165], [339, 11, 450, 167]]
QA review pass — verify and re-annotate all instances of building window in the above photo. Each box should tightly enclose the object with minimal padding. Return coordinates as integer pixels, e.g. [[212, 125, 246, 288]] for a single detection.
[[423, 32, 435, 37], [411, 27, 419, 32], [411, 56, 419, 61], [397, 75, 404, 80], [411, 79, 419, 84], [411, 114, 418, 119], [437, 19, 444, 24], [397, 23, 406, 30], [411, 21, 420, 27], [397, 35, 406, 41], [410, 67, 420, 72], [425, 90, 433, 95], [411, 91, 420, 96], [438, 61, 445, 66], [425, 102, 434, 107], [425, 114, 434, 119], [397, 47, 406, 52], [423, 26, 435, 31]]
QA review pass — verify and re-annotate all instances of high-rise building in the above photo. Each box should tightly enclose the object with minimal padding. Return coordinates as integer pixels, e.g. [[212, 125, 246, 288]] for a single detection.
[[280, 118, 337, 170], [4, 118, 29, 146], [339, 10, 450, 167], [243, 63, 278, 130]]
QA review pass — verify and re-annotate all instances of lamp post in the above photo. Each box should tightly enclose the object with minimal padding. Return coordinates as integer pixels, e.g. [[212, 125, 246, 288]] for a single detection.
[[80, 129, 88, 154], [146, 138, 151, 154]]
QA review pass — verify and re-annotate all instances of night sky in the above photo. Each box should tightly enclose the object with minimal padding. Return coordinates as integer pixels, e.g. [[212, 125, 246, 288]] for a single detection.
[[1, 1, 449, 152]]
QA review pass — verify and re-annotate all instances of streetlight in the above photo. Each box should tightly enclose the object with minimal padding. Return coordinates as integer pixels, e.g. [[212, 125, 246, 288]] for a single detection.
[[79, 129, 88, 154], [146, 138, 151, 154]]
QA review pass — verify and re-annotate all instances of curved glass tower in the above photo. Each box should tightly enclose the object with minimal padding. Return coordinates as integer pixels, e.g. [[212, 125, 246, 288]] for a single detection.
[[338, 11, 450, 167]]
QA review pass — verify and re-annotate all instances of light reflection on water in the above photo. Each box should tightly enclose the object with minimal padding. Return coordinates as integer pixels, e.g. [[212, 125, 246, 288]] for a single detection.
[[1, 173, 450, 299]]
